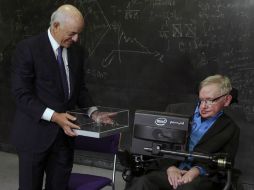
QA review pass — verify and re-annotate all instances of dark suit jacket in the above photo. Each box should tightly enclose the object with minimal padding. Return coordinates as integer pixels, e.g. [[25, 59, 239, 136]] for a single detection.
[[11, 32, 94, 152], [191, 113, 240, 174], [159, 113, 240, 175]]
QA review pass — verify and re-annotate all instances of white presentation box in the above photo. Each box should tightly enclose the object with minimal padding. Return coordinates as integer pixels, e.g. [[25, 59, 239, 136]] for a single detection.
[[67, 106, 129, 138]]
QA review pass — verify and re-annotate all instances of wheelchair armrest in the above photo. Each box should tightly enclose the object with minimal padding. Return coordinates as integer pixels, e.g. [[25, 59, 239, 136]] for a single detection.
[[223, 168, 241, 190]]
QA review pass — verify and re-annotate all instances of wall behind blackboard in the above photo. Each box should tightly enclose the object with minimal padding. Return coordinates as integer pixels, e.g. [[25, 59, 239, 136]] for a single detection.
[[0, 0, 254, 145]]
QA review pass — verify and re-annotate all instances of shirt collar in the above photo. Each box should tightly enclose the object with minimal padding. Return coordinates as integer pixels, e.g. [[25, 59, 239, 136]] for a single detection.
[[48, 28, 60, 53]]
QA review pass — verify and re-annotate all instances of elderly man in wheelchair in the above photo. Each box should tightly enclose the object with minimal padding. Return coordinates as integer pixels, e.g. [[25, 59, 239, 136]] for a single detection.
[[124, 75, 240, 190]]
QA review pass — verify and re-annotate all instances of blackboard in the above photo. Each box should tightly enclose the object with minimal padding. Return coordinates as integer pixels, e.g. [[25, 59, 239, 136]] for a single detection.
[[1, 0, 254, 144]]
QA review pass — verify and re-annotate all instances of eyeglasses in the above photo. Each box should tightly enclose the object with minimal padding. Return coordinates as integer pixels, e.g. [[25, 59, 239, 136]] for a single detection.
[[198, 93, 228, 106]]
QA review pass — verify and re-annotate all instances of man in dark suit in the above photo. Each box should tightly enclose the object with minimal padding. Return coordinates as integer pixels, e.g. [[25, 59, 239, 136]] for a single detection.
[[125, 74, 240, 190], [11, 4, 100, 190]]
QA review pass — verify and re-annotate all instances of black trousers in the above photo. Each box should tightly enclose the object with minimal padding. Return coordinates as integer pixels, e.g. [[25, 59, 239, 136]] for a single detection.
[[125, 170, 218, 190], [18, 129, 74, 190]]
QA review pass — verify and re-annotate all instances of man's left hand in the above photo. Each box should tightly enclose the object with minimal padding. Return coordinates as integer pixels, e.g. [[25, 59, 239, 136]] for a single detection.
[[177, 167, 200, 185]]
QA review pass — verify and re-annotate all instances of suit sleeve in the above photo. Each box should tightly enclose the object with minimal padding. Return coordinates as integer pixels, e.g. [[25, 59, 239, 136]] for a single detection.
[[222, 124, 240, 166], [193, 121, 240, 175], [11, 41, 46, 122]]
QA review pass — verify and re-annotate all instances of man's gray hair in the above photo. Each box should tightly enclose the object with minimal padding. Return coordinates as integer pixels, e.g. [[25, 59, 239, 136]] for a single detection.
[[199, 74, 232, 95], [50, 10, 66, 27]]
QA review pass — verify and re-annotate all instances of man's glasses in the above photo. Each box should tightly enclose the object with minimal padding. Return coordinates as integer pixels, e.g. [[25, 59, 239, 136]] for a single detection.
[[199, 93, 228, 106]]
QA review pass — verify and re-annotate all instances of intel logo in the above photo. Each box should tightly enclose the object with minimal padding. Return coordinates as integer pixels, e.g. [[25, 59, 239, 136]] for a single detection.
[[155, 118, 167, 126]]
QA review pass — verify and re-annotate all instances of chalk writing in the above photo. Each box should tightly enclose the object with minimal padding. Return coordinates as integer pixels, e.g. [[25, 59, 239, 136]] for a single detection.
[[172, 24, 196, 38], [86, 68, 108, 79], [124, 10, 140, 20], [150, 0, 176, 7]]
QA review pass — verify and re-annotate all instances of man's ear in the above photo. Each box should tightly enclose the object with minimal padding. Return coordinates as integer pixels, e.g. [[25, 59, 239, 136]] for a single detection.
[[53, 21, 60, 28], [224, 95, 233, 107], [51, 22, 60, 33]]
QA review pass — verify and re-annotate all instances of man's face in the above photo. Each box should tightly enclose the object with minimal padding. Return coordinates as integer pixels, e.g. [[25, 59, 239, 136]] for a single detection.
[[53, 18, 84, 48], [199, 84, 231, 118]]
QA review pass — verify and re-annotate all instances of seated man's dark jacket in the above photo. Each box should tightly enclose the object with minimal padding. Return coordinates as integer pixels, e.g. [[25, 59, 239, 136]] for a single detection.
[[157, 112, 240, 177]]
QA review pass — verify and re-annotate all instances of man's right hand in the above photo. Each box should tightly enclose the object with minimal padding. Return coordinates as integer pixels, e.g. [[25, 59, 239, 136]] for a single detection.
[[51, 112, 80, 137]]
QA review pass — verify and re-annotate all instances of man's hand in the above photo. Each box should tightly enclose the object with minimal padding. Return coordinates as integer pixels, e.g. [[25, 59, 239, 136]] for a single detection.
[[91, 111, 117, 124], [51, 112, 80, 137], [178, 167, 200, 185], [167, 166, 187, 189], [167, 166, 200, 189]]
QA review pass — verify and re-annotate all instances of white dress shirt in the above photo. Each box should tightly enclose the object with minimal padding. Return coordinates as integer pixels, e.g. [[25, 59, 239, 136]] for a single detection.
[[41, 29, 97, 121], [41, 29, 70, 121]]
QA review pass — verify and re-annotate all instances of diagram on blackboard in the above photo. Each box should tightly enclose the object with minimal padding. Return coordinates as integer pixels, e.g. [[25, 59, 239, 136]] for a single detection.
[[80, 0, 165, 68]]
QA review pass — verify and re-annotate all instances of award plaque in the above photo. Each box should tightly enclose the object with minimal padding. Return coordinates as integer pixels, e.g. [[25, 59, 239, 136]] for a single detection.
[[67, 106, 129, 138]]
